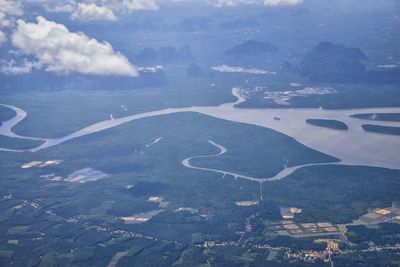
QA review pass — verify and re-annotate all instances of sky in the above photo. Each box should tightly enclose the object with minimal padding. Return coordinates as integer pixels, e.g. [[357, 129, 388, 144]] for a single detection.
[[1, 0, 396, 77]]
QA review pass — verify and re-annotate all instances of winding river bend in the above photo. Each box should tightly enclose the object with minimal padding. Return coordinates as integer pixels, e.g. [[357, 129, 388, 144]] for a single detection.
[[182, 140, 338, 183], [1, 88, 400, 171]]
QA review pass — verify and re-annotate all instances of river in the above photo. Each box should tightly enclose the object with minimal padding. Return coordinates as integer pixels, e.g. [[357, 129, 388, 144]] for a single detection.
[[1, 88, 400, 170]]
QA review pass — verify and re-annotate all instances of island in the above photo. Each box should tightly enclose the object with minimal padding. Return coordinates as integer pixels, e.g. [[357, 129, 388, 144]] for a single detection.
[[351, 113, 400, 122], [306, 119, 349, 130], [362, 124, 400, 136], [298, 41, 367, 83]]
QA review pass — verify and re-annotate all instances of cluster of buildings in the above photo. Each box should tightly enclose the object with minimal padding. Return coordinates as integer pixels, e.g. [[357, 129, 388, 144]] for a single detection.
[[280, 207, 302, 220], [263, 87, 337, 105], [285, 240, 339, 264], [2, 194, 13, 200], [175, 207, 199, 214], [147, 196, 170, 208], [65, 168, 109, 183], [200, 240, 236, 248], [234, 85, 336, 106], [211, 65, 276, 75], [235, 201, 259, 207], [286, 250, 330, 264], [21, 160, 62, 169], [40, 173, 63, 181]]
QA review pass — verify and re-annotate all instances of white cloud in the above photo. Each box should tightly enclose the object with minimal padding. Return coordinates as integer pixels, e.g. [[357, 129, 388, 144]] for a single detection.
[[0, 0, 23, 46], [1, 59, 42, 74], [0, 12, 11, 27], [0, 0, 23, 28], [0, 30, 5, 45], [12, 16, 138, 76], [71, 3, 117, 21], [44, 0, 159, 17], [209, 0, 302, 7], [0, 0, 23, 17], [44, 1, 76, 13]]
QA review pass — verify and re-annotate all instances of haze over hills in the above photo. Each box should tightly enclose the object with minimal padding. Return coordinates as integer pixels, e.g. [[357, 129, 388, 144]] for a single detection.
[[292, 41, 400, 84], [0, 0, 400, 266], [136, 45, 193, 65]]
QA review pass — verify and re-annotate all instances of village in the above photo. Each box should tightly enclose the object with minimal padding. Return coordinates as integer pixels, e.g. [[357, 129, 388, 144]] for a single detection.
[[14, 159, 400, 266]]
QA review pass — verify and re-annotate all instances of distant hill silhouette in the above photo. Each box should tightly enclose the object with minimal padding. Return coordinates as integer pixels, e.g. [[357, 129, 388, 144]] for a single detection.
[[298, 41, 367, 83], [225, 40, 278, 56], [187, 63, 204, 78], [136, 48, 159, 64], [180, 17, 211, 32], [135, 45, 193, 65], [295, 41, 400, 84], [219, 19, 258, 30]]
